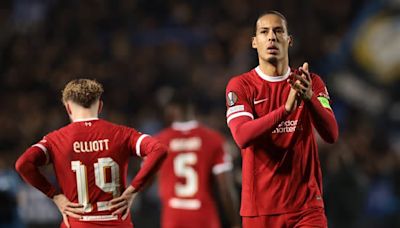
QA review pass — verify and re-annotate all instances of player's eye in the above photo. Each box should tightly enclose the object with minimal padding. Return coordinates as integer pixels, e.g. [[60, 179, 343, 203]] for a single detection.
[[275, 28, 284, 34]]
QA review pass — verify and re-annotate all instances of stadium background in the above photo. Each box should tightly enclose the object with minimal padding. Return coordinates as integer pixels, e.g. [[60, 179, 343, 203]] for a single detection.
[[0, 0, 399, 227]]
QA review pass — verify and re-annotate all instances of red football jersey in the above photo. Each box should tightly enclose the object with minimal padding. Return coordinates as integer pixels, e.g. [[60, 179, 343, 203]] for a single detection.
[[156, 121, 232, 228], [226, 67, 331, 216], [32, 118, 157, 227]]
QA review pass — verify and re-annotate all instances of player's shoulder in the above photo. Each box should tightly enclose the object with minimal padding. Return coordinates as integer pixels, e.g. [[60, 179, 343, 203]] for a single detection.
[[196, 124, 224, 142], [310, 72, 323, 81], [44, 123, 72, 140], [226, 69, 256, 87], [99, 119, 141, 135], [155, 127, 174, 140]]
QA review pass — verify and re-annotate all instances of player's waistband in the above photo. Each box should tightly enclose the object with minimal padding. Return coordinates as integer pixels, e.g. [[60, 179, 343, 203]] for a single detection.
[[80, 214, 118, 221]]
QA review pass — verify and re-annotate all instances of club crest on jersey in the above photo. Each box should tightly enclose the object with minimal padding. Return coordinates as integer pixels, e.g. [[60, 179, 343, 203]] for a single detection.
[[227, 91, 238, 107]]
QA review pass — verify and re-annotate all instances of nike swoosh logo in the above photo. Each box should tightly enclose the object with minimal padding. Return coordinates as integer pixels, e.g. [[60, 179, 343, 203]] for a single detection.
[[253, 98, 269, 105]]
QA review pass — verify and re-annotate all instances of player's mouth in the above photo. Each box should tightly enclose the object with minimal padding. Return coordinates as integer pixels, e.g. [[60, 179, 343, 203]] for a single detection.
[[267, 45, 279, 54]]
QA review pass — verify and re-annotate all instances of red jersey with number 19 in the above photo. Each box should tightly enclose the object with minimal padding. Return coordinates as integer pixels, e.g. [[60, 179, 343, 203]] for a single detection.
[[226, 67, 334, 216], [31, 118, 160, 227], [156, 121, 233, 228]]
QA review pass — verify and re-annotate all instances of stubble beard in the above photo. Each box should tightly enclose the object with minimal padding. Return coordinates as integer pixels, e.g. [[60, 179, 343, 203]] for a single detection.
[[267, 56, 278, 66]]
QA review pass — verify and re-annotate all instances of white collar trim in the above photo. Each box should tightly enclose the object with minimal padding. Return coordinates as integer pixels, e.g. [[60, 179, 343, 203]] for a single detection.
[[171, 120, 199, 131], [73, 117, 99, 123], [255, 66, 291, 82]]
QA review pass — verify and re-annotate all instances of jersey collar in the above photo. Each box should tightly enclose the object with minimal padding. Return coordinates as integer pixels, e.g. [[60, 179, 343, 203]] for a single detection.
[[73, 117, 99, 122], [255, 66, 291, 82], [171, 120, 199, 131]]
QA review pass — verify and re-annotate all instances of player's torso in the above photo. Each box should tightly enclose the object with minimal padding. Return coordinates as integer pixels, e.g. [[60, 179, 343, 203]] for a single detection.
[[245, 69, 311, 148], [237, 69, 323, 215], [47, 119, 131, 216], [158, 124, 217, 212]]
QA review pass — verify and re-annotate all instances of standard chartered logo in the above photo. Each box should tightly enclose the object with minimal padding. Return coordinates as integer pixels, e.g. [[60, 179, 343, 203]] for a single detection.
[[272, 120, 300, 134]]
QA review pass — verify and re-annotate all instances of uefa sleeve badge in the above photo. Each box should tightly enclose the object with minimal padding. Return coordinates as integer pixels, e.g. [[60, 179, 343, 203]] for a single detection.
[[226, 91, 238, 107]]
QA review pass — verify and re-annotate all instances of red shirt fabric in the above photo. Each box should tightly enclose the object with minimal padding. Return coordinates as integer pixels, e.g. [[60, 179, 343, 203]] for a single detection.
[[225, 66, 338, 216], [16, 118, 167, 227], [156, 121, 232, 228]]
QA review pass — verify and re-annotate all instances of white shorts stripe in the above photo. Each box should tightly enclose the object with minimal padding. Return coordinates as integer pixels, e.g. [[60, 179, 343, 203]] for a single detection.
[[169, 198, 201, 210], [32, 144, 49, 164], [136, 134, 149, 157], [227, 111, 254, 124], [80, 215, 118, 221], [213, 162, 233, 175]]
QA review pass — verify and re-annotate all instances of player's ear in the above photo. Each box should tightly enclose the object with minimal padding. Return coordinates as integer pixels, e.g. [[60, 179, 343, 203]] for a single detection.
[[98, 100, 103, 114], [252, 36, 257, 49], [288, 35, 293, 47], [65, 102, 72, 115]]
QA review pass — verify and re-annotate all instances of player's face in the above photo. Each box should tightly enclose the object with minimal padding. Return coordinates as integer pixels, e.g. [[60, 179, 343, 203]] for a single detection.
[[252, 14, 291, 65]]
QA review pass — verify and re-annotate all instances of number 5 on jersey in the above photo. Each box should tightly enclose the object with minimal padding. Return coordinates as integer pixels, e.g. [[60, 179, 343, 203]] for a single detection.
[[173, 153, 198, 197]]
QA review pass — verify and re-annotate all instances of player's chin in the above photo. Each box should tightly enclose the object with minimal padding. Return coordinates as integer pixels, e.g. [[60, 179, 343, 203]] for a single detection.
[[266, 56, 278, 65]]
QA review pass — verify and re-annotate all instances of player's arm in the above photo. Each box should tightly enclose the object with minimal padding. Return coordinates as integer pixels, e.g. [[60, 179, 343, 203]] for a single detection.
[[226, 80, 297, 149], [15, 144, 84, 226], [15, 146, 58, 198], [215, 170, 241, 227], [211, 139, 240, 227], [290, 62, 339, 143], [110, 134, 168, 219], [130, 135, 168, 191]]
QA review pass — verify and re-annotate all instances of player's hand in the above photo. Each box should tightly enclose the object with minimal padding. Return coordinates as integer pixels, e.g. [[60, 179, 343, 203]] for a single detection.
[[289, 62, 313, 100], [284, 86, 298, 113], [53, 194, 84, 228], [110, 185, 137, 220]]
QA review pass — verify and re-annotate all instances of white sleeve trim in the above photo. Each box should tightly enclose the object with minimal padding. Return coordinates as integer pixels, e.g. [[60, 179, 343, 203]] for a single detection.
[[227, 111, 254, 124], [213, 162, 233, 175], [135, 134, 149, 157], [32, 144, 50, 164]]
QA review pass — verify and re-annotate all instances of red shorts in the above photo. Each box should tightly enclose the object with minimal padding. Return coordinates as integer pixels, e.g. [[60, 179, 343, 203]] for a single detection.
[[60, 215, 133, 228], [161, 207, 220, 228], [242, 207, 327, 228]]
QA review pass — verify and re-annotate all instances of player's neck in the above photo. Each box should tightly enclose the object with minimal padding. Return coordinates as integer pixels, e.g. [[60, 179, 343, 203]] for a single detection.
[[69, 106, 99, 122], [70, 110, 98, 122], [259, 59, 288, 76]]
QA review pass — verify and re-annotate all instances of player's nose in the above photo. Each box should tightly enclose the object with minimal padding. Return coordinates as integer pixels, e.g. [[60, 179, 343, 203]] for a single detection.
[[267, 30, 277, 41]]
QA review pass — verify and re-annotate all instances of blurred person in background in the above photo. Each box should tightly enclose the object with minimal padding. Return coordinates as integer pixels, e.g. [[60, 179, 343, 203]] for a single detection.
[[0, 153, 25, 228], [15, 79, 167, 228], [156, 91, 241, 228], [225, 11, 338, 228]]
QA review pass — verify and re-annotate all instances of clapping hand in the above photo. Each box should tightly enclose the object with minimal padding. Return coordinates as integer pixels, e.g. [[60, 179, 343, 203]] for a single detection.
[[288, 62, 313, 100]]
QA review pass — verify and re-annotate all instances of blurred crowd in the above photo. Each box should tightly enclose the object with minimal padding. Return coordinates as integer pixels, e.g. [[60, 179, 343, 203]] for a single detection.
[[0, 0, 399, 227]]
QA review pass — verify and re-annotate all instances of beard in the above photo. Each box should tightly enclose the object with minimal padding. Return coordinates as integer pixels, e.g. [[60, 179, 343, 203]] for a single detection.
[[267, 56, 278, 66]]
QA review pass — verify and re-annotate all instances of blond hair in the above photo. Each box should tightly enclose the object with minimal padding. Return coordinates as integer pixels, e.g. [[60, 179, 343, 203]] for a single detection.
[[62, 79, 104, 108]]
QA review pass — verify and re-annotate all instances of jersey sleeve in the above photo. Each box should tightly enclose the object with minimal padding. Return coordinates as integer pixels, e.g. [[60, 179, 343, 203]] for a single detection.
[[307, 74, 339, 143], [15, 136, 58, 198], [128, 129, 168, 191], [225, 77, 254, 125], [211, 136, 233, 175], [312, 74, 332, 109], [128, 129, 156, 158], [31, 136, 51, 164]]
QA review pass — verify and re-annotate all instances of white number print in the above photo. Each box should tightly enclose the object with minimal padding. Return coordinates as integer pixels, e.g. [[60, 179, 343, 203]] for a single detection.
[[71, 157, 120, 212], [173, 153, 198, 197]]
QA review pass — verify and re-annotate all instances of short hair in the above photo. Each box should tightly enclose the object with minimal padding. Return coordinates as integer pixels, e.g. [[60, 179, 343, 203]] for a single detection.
[[62, 79, 104, 108], [168, 89, 194, 113], [254, 10, 289, 35]]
